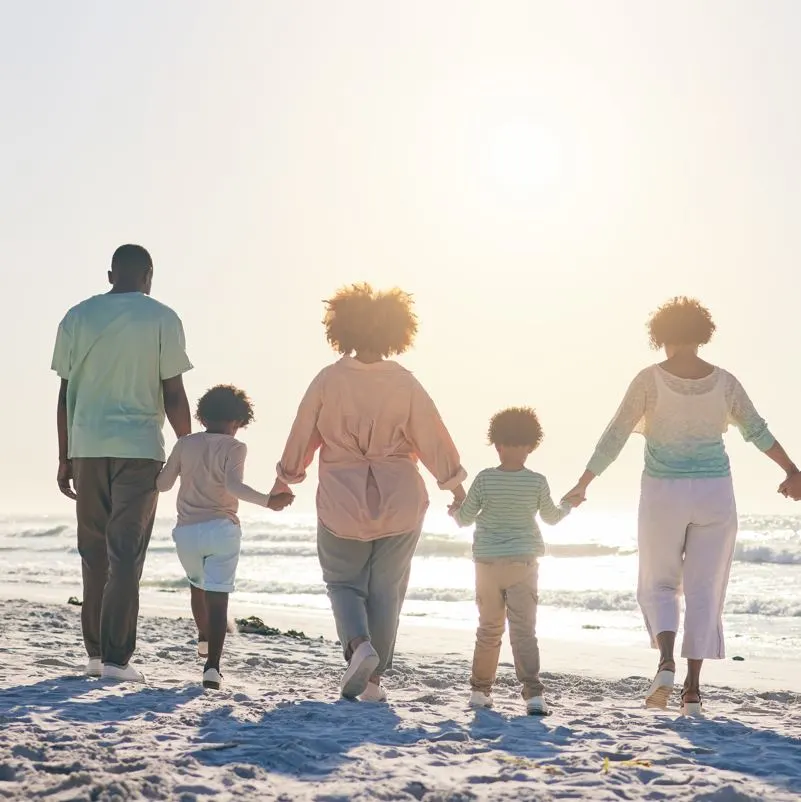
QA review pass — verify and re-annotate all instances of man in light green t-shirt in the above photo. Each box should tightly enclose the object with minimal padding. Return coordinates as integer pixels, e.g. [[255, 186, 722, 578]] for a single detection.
[[52, 244, 193, 682]]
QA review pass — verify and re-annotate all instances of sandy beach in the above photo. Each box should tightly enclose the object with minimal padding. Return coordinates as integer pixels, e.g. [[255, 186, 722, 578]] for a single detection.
[[1, 598, 799, 801]]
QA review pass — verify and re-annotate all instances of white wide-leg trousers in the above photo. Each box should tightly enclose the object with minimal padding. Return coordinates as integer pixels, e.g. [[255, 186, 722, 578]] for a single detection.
[[637, 475, 738, 660]]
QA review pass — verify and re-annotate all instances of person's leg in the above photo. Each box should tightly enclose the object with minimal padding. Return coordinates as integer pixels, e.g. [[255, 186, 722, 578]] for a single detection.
[[505, 561, 544, 700], [637, 477, 687, 674], [73, 458, 112, 661], [200, 520, 241, 675], [190, 585, 208, 642], [681, 477, 738, 705], [364, 527, 422, 678], [470, 562, 506, 696], [172, 524, 208, 648], [204, 591, 229, 672], [317, 522, 371, 659], [102, 459, 161, 668]]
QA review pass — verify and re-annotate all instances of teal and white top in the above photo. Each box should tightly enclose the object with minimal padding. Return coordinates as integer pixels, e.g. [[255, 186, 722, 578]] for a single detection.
[[454, 468, 570, 560], [587, 365, 775, 479]]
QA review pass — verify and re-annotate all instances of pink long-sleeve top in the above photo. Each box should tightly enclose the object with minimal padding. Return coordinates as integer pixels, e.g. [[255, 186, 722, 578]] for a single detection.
[[277, 356, 467, 541]]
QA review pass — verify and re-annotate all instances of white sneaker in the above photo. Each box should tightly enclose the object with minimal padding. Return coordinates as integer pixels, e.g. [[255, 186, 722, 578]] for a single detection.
[[203, 667, 223, 690], [526, 696, 550, 716], [341, 642, 380, 699], [645, 669, 675, 710], [102, 663, 146, 683], [359, 682, 387, 703], [197, 641, 209, 658], [469, 691, 494, 708], [85, 658, 102, 678]]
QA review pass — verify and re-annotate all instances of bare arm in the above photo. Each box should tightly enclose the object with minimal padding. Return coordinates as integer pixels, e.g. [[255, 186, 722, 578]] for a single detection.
[[764, 441, 798, 476], [56, 379, 76, 500], [163, 375, 192, 439]]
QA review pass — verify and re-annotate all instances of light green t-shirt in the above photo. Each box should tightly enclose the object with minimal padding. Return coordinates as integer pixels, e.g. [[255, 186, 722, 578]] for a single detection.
[[51, 292, 193, 461]]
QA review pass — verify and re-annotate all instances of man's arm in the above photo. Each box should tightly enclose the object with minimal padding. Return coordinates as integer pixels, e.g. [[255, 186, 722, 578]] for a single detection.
[[162, 375, 192, 439], [57, 379, 77, 500]]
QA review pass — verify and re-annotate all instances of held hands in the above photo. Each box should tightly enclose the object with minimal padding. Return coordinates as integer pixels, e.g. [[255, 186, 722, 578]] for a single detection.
[[268, 492, 295, 511], [778, 469, 801, 501], [268, 478, 295, 512], [561, 483, 587, 509], [448, 484, 466, 518], [57, 460, 77, 501]]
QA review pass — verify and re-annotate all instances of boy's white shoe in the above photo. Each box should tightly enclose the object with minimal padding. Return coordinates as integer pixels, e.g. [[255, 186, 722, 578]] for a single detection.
[[85, 658, 102, 678], [203, 668, 223, 690], [341, 642, 380, 699], [359, 682, 388, 703], [526, 696, 550, 716], [469, 691, 494, 709], [197, 640, 209, 658], [102, 663, 146, 683]]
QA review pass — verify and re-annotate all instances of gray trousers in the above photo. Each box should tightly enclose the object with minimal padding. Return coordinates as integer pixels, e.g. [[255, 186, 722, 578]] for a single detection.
[[73, 458, 161, 667], [317, 522, 421, 676]]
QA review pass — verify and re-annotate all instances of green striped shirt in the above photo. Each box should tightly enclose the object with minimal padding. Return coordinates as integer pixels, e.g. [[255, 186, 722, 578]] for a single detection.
[[455, 467, 570, 560]]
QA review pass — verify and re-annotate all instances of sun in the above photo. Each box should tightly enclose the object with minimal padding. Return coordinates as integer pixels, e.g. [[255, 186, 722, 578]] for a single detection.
[[481, 121, 563, 199]]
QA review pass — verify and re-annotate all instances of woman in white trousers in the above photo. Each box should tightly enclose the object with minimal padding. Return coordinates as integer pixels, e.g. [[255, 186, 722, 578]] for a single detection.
[[564, 297, 797, 714]]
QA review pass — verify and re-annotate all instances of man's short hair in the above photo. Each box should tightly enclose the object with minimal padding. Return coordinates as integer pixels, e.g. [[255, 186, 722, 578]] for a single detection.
[[111, 244, 152, 279]]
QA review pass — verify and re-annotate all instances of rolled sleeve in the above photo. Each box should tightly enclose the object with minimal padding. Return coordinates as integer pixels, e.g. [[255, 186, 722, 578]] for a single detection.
[[729, 377, 776, 453]]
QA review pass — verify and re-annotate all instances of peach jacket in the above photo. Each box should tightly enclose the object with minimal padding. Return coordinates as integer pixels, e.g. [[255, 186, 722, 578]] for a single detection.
[[277, 357, 466, 540]]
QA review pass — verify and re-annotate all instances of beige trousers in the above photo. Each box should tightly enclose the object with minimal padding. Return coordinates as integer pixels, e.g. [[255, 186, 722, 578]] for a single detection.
[[471, 559, 543, 699]]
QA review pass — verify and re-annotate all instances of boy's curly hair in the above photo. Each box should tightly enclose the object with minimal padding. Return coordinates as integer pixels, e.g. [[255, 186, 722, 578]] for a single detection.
[[647, 297, 716, 349], [323, 282, 418, 357], [196, 385, 255, 427], [488, 407, 543, 449]]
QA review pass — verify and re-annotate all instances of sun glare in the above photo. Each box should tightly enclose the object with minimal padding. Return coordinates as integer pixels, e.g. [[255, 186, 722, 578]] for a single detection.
[[481, 121, 563, 199]]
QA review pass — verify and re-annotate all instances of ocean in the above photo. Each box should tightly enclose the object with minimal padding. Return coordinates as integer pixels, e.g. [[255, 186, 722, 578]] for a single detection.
[[3, 510, 800, 662]]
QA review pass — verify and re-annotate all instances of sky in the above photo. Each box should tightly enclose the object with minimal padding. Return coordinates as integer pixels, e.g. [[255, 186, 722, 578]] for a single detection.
[[3, 0, 801, 518]]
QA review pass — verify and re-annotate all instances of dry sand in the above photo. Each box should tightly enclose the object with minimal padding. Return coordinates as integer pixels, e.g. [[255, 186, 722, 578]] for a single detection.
[[1, 599, 799, 801]]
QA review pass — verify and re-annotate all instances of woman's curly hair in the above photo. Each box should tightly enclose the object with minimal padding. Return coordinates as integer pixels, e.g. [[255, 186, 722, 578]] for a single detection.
[[488, 407, 544, 449], [323, 282, 418, 357], [647, 296, 716, 349], [195, 385, 255, 427]]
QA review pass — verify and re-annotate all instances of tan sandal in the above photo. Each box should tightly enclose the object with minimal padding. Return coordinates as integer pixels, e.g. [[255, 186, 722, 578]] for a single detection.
[[680, 688, 703, 717]]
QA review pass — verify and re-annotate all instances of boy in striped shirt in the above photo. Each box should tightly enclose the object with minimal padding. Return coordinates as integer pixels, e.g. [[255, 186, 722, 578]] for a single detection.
[[450, 407, 573, 715]]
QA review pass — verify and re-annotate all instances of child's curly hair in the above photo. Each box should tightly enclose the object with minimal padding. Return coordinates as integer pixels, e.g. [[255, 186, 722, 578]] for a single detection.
[[488, 407, 543, 449], [647, 297, 716, 349], [323, 282, 418, 357], [196, 385, 255, 427]]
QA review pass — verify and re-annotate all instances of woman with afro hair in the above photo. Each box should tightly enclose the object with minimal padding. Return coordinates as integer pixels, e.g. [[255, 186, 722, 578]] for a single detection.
[[272, 283, 466, 702], [563, 297, 798, 716]]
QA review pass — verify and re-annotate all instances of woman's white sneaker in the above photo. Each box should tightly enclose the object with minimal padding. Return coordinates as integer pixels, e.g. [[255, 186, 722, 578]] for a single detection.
[[526, 696, 550, 716], [341, 642, 380, 699], [102, 663, 146, 683], [85, 658, 102, 678], [359, 682, 388, 703], [469, 691, 494, 708], [203, 668, 223, 690], [197, 640, 209, 658], [645, 670, 675, 710]]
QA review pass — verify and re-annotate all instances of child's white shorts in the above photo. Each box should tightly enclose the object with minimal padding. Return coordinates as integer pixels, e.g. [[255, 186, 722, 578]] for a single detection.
[[172, 518, 242, 593]]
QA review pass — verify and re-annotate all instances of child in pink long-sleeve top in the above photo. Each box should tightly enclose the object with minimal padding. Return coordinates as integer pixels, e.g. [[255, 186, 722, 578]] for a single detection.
[[158, 385, 292, 689], [272, 283, 466, 702]]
